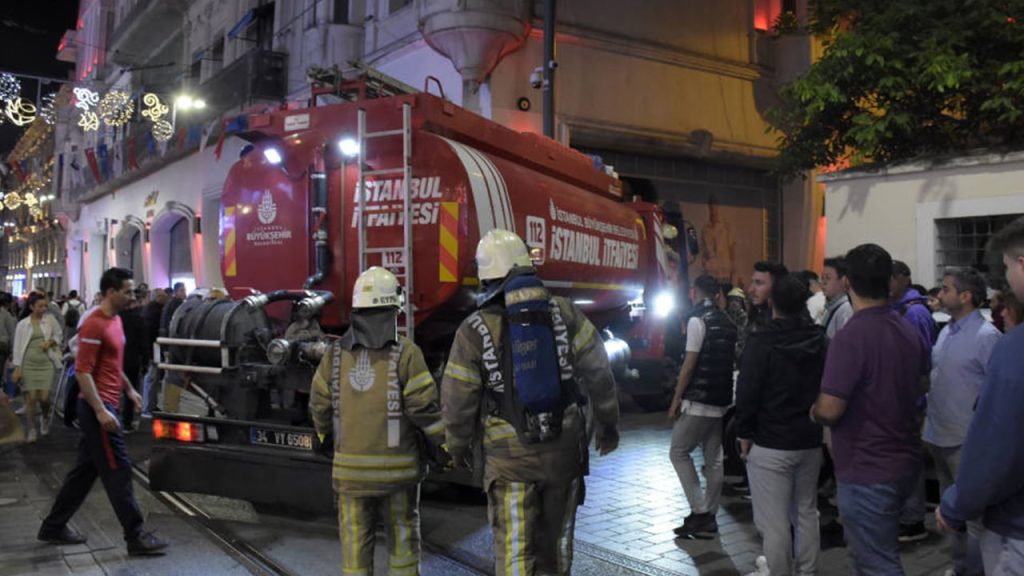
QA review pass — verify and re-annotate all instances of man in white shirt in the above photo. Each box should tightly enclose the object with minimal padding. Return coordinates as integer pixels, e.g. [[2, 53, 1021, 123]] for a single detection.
[[820, 256, 854, 340], [669, 274, 739, 538], [802, 270, 828, 325]]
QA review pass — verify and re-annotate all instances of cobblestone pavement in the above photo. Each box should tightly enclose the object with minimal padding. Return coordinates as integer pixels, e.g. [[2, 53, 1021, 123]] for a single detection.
[[1, 390, 957, 575], [574, 408, 956, 575]]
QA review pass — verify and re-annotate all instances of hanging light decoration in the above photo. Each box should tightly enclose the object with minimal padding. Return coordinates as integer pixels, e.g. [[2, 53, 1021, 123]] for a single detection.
[[98, 90, 134, 127], [0, 73, 20, 103], [4, 192, 22, 210], [78, 110, 99, 132], [152, 119, 174, 142], [5, 98, 36, 126], [38, 93, 57, 125], [29, 206, 42, 219], [141, 93, 169, 121], [73, 87, 99, 111], [23, 192, 37, 207]]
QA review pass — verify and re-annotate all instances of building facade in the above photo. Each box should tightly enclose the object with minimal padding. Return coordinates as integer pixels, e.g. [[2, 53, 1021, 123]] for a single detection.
[[52, 0, 816, 297], [822, 152, 1024, 288]]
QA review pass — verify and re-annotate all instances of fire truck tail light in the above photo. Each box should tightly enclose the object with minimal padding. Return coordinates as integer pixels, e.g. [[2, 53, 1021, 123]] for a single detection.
[[153, 419, 205, 443]]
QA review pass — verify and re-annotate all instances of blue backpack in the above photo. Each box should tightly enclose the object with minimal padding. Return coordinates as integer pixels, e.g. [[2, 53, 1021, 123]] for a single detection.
[[505, 274, 563, 416]]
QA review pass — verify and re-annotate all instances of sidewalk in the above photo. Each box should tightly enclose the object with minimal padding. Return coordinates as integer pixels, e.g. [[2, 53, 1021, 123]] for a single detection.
[[574, 408, 958, 575], [0, 418, 249, 576]]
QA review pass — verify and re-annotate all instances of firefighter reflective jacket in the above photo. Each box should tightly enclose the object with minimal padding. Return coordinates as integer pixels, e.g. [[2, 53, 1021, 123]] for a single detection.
[[442, 296, 619, 488], [310, 336, 445, 497]]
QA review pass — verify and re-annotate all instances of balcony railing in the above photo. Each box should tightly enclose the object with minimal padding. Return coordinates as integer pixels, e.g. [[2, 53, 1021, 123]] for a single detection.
[[201, 49, 287, 111]]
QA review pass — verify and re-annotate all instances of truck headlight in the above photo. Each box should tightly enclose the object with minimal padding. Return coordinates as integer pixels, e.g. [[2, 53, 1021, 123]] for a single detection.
[[653, 291, 675, 318]]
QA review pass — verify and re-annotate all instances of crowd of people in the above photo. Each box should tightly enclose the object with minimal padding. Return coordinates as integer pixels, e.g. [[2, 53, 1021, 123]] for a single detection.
[[11, 216, 1024, 574], [1, 281, 189, 441], [670, 215, 1024, 576]]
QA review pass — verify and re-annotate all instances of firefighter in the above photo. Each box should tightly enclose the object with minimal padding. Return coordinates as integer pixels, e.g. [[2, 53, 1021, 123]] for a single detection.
[[442, 229, 621, 576], [309, 266, 446, 576]]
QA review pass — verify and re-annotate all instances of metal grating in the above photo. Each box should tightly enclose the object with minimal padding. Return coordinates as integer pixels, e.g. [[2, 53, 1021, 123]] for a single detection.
[[935, 214, 1023, 286]]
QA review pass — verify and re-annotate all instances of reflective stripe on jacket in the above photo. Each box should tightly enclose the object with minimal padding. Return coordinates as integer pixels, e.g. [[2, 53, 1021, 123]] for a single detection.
[[309, 336, 444, 496], [441, 296, 619, 488]]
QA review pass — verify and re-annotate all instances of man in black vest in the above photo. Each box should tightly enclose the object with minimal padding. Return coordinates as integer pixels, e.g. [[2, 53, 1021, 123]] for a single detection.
[[669, 274, 738, 538]]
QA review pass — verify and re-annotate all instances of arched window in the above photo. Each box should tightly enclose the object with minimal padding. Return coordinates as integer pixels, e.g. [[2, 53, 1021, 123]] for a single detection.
[[150, 203, 197, 292], [115, 225, 144, 280], [168, 217, 195, 292]]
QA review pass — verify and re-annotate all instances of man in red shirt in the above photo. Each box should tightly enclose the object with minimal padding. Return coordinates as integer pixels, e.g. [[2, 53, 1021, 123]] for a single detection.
[[37, 267, 168, 555]]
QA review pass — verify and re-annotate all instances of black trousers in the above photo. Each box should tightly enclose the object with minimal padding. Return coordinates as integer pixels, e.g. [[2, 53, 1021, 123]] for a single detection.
[[120, 364, 141, 428], [41, 399, 144, 541]]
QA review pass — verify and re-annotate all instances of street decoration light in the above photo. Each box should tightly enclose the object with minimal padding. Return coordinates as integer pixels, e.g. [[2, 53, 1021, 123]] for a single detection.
[[5, 98, 36, 126], [4, 192, 23, 210], [152, 119, 174, 142], [72, 87, 99, 111], [38, 93, 56, 125], [0, 73, 20, 102], [141, 93, 169, 121], [78, 110, 99, 132], [98, 90, 134, 127]]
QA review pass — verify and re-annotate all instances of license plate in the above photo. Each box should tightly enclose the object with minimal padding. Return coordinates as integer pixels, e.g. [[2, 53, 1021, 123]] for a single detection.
[[250, 427, 314, 451]]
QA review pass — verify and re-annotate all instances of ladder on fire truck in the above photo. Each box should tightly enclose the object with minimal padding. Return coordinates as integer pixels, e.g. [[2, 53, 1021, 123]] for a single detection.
[[356, 103, 415, 340]]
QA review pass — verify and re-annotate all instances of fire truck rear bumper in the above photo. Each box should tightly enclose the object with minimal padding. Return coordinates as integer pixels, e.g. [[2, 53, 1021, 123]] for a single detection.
[[149, 442, 335, 513]]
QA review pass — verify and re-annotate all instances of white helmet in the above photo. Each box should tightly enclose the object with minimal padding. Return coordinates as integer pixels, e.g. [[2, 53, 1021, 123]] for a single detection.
[[352, 267, 404, 309], [476, 229, 532, 281]]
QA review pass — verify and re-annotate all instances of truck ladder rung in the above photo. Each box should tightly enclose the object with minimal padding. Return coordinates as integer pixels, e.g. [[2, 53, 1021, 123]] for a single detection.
[[364, 129, 404, 138], [363, 168, 405, 177]]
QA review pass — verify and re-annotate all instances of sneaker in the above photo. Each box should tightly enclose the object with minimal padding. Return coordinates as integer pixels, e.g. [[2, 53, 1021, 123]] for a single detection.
[[127, 531, 168, 556], [27, 428, 37, 443], [14, 405, 25, 415], [745, 555, 771, 576], [40, 418, 50, 436], [898, 522, 928, 543], [673, 512, 719, 537], [38, 525, 88, 545]]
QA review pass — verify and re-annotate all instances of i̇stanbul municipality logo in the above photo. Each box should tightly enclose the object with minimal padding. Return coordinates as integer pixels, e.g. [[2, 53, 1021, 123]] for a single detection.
[[257, 190, 277, 225]]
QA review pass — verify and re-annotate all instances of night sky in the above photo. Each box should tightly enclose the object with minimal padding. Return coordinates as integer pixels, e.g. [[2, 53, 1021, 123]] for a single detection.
[[0, 1, 79, 157]]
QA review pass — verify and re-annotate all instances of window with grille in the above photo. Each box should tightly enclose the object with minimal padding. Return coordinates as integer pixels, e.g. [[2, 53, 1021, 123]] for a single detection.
[[934, 214, 1023, 286]]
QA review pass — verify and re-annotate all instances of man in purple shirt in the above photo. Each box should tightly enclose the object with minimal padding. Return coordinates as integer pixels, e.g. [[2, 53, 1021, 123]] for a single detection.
[[811, 243, 930, 575]]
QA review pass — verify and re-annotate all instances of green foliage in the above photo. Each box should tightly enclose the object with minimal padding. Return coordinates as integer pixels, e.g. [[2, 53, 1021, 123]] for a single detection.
[[771, 0, 1024, 177]]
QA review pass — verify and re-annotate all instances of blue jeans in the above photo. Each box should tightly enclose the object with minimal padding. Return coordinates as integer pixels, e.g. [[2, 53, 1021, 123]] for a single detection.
[[899, 466, 927, 525], [838, 475, 917, 575]]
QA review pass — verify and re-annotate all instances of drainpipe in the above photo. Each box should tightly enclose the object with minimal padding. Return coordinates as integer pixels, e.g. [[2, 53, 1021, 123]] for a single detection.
[[543, 0, 557, 138], [304, 144, 329, 289]]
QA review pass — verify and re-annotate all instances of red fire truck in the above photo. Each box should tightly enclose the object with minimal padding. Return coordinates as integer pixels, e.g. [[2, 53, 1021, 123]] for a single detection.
[[149, 75, 693, 509]]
